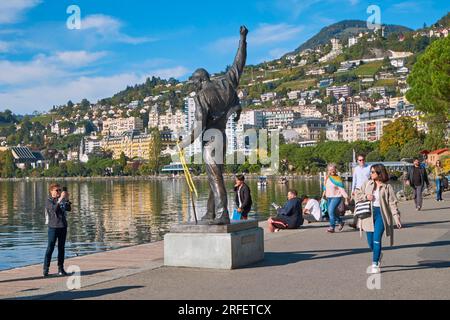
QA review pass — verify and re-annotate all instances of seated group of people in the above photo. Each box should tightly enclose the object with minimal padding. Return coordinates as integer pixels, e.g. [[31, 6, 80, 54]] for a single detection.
[[268, 190, 322, 233]]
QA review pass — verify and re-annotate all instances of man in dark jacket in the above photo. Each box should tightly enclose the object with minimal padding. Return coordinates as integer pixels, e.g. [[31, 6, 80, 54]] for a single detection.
[[268, 190, 304, 232], [407, 158, 430, 211], [234, 175, 253, 220], [43, 183, 72, 277]]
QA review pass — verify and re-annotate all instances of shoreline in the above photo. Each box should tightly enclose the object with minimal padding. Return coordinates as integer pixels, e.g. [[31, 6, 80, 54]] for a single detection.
[[0, 174, 319, 182]]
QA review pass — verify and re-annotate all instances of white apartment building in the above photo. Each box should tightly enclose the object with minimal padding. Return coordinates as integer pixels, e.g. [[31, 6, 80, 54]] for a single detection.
[[348, 37, 358, 47], [149, 106, 186, 138], [326, 123, 343, 141], [326, 85, 352, 98], [184, 97, 203, 157], [287, 90, 302, 100], [345, 109, 395, 142], [389, 96, 409, 108], [343, 117, 359, 142], [367, 86, 387, 97], [306, 68, 325, 76], [263, 109, 300, 130], [261, 92, 277, 102], [102, 117, 144, 136], [293, 106, 322, 118]]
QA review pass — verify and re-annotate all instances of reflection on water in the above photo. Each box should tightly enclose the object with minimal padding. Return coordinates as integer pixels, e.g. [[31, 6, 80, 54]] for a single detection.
[[0, 178, 401, 271]]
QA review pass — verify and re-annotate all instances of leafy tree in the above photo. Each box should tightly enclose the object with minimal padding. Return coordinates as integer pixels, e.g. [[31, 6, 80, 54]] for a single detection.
[[424, 121, 447, 151], [146, 129, 162, 175], [407, 36, 450, 142], [384, 147, 401, 162], [366, 150, 383, 162], [400, 138, 424, 159], [1, 151, 16, 178], [119, 152, 127, 169], [380, 117, 421, 156]]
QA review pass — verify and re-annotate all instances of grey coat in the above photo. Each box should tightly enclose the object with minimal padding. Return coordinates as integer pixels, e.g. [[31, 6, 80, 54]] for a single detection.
[[354, 180, 401, 246]]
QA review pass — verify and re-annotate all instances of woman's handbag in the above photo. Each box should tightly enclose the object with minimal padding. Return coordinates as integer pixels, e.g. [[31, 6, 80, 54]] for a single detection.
[[231, 208, 241, 221], [442, 176, 449, 190], [336, 198, 346, 216], [354, 200, 372, 219]]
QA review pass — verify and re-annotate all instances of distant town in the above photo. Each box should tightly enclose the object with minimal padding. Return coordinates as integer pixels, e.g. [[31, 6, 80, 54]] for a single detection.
[[1, 15, 449, 178]]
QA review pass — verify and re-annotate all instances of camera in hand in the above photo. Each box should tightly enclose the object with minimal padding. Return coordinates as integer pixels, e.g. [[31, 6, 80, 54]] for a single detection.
[[62, 187, 72, 212]]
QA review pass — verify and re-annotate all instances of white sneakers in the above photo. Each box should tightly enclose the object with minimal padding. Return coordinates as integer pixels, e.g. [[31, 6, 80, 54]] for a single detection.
[[369, 263, 381, 274]]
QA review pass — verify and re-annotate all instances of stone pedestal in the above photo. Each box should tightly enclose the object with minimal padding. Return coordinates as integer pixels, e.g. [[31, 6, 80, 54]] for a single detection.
[[164, 220, 264, 270]]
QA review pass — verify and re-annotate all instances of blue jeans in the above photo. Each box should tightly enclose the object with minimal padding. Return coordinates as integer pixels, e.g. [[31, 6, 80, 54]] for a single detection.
[[43, 227, 67, 271], [436, 178, 443, 201], [366, 207, 385, 264], [327, 197, 343, 229]]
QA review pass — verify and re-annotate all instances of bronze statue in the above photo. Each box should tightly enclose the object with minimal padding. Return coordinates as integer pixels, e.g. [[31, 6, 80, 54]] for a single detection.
[[179, 26, 248, 225]]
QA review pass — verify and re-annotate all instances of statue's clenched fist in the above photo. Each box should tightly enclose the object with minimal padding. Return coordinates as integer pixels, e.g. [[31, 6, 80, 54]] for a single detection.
[[240, 25, 248, 37]]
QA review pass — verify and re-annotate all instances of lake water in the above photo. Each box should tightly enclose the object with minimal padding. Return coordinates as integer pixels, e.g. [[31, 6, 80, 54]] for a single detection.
[[0, 177, 403, 271]]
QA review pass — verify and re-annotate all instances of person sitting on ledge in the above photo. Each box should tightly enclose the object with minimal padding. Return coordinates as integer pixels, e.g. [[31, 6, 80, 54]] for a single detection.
[[268, 190, 303, 232], [302, 195, 322, 223]]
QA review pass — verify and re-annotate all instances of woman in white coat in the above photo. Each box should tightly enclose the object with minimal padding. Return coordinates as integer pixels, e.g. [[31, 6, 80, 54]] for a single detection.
[[354, 164, 402, 274]]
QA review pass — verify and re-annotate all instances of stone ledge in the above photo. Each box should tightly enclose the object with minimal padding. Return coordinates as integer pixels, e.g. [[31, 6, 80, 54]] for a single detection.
[[169, 219, 258, 234]]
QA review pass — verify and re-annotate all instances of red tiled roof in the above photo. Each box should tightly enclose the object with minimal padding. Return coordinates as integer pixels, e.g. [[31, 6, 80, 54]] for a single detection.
[[429, 148, 449, 155]]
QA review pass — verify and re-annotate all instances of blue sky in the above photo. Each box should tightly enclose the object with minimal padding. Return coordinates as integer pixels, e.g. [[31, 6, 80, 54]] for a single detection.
[[0, 0, 449, 114]]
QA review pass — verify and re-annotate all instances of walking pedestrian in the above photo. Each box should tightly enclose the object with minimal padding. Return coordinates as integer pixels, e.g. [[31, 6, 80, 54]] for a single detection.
[[352, 154, 371, 195], [322, 163, 349, 233], [355, 164, 402, 274], [407, 158, 430, 211], [233, 174, 252, 220], [434, 160, 445, 202], [349, 154, 371, 229], [43, 183, 72, 277]]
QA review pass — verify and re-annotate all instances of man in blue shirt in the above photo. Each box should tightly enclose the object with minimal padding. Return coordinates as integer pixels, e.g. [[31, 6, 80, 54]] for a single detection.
[[268, 190, 303, 232]]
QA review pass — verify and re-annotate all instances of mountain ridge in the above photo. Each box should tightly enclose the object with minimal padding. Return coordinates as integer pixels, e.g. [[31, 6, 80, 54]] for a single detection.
[[289, 19, 413, 55]]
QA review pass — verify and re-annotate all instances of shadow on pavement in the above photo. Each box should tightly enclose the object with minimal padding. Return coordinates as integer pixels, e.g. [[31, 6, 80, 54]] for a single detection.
[[7, 286, 144, 300], [382, 260, 450, 273], [0, 269, 114, 284], [419, 207, 450, 212], [250, 240, 450, 267], [247, 252, 316, 268], [403, 220, 450, 228]]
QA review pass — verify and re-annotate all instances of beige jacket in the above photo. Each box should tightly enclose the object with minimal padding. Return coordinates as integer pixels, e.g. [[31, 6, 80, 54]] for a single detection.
[[354, 180, 401, 246]]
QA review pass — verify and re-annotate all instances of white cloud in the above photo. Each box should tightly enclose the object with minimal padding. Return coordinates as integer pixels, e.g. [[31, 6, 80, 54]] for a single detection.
[[0, 0, 41, 24], [0, 41, 11, 53], [275, 0, 321, 19], [53, 51, 108, 67], [0, 51, 107, 85], [80, 14, 156, 45], [0, 59, 65, 85], [209, 23, 304, 54], [252, 24, 304, 46], [390, 1, 426, 13], [269, 48, 290, 59], [0, 65, 189, 113]]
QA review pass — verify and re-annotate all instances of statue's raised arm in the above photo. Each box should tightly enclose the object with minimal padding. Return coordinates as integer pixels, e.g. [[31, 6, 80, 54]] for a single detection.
[[226, 26, 248, 89]]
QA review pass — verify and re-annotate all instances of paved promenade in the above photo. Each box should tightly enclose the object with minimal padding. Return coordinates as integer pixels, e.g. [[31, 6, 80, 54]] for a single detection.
[[1, 192, 449, 300]]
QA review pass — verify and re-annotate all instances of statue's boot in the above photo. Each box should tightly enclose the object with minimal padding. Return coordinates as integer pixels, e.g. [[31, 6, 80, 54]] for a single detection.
[[208, 211, 230, 225], [198, 212, 215, 225]]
